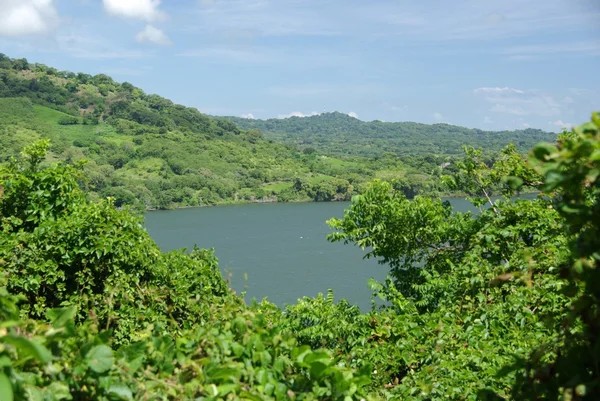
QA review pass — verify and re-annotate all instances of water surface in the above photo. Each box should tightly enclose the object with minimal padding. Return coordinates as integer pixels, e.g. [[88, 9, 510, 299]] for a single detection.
[[145, 197, 518, 310]]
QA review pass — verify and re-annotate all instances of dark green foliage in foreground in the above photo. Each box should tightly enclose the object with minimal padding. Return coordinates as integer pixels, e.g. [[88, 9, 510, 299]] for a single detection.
[[315, 113, 599, 399], [226, 112, 555, 158], [0, 141, 373, 400]]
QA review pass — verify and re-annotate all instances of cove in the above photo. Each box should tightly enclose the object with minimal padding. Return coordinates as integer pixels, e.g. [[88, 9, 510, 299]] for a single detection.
[[144, 196, 530, 310]]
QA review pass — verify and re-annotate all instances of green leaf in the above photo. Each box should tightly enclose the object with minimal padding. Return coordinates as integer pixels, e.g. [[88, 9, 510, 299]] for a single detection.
[[309, 361, 329, 378], [303, 350, 330, 365], [86, 345, 114, 373], [46, 306, 77, 328], [46, 382, 72, 400], [23, 385, 43, 401], [0, 373, 13, 401], [3, 335, 52, 363], [217, 383, 239, 397], [107, 384, 133, 401]]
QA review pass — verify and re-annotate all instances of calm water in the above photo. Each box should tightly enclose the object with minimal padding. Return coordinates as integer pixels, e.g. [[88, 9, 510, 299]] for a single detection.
[[145, 196, 532, 310]]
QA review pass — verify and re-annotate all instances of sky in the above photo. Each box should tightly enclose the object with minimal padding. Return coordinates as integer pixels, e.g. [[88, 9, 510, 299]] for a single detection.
[[0, 0, 599, 131]]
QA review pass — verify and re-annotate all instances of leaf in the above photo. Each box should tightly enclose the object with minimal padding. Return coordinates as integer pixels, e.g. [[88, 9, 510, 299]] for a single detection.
[[239, 392, 264, 401], [217, 383, 239, 397], [303, 350, 330, 365], [46, 382, 72, 400], [309, 361, 329, 378], [0, 373, 13, 401], [3, 335, 52, 363], [46, 306, 77, 328], [208, 368, 240, 382], [108, 384, 133, 401], [23, 385, 43, 401], [86, 345, 114, 373]]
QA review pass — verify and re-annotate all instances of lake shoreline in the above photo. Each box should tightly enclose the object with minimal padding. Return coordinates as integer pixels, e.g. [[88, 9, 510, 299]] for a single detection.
[[144, 189, 541, 212]]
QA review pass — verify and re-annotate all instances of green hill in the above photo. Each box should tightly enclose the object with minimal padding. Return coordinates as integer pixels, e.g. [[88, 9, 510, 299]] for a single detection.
[[225, 112, 555, 158], [1, 55, 423, 209], [0, 54, 553, 210]]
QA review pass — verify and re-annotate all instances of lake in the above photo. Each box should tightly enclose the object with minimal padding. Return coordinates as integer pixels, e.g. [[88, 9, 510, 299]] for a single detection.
[[145, 197, 493, 310]]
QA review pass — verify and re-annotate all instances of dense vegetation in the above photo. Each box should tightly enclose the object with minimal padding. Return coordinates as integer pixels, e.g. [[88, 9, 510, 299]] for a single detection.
[[1, 53, 598, 398], [1, 111, 598, 399], [1, 54, 553, 210], [226, 112, 555, 158]]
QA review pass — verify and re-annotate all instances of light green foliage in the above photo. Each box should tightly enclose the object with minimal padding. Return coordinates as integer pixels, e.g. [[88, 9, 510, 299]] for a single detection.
[[443, 144, 542, 209], [0, 57, 380, 209], [328, 180, 476, 309]]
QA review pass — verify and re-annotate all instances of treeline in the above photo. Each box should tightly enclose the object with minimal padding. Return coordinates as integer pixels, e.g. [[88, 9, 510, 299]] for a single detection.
[[226, 112, 555, 158]]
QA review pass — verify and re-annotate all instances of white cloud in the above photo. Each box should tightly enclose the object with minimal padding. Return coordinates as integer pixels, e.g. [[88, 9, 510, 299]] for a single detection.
[[241, 113, 255, 119], [483, 116, 494, 124], [522, 123, 531, 128], [549, 120, 573, 130], [0, 0, 59, 36], [102, 0, 165, 22], [474, 86, 563, 117], [348, 111, 359, 119], [473, 87, 525, 95], [136, 24, 171, 45], [433, 112, 444, 121], [277, 111, 321, 119]]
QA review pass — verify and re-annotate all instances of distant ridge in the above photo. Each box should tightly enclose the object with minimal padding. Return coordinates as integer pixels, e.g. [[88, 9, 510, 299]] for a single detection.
[[223, 112, 555, 157]]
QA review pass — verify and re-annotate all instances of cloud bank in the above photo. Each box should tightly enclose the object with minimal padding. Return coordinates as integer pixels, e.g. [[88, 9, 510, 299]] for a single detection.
[[0, 0, 59, 36]]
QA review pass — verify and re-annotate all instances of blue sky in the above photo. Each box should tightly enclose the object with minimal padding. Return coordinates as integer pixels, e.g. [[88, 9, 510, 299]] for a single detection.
[[0, 0, 599, 131]]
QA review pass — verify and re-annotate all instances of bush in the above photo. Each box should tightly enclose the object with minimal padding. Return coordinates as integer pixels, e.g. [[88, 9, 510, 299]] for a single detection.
[[58, 115, 79, 125]]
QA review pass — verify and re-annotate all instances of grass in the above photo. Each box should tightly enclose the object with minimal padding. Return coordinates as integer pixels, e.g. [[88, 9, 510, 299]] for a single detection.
[[32, 104, 77, 124]]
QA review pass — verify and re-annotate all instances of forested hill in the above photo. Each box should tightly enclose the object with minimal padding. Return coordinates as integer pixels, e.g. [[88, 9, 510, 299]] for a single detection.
[[0, 54, 411, 210], [225, 112, 555, 157], [0, 54, 553, 210]]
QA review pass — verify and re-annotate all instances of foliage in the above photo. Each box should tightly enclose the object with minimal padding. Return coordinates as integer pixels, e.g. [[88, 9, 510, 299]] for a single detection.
[[0, 141, 374, 400], [227, 112, 555, 158], [323, 115, 600, 398], [0, 56, 366, 209], [508, 112, 600, 399], [2, 51, 598, 401], [0, 55, 548, 210]]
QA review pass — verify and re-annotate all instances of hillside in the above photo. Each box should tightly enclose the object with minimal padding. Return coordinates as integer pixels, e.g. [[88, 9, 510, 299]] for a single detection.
[[0, 54, 551, 210], [225, 112, 555, 158], [1, 55, 441, 209]]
